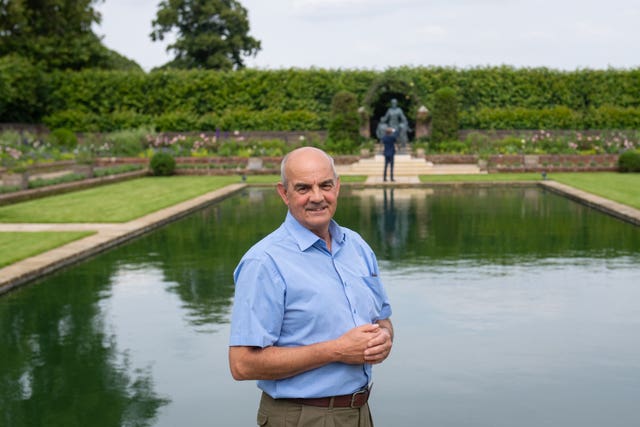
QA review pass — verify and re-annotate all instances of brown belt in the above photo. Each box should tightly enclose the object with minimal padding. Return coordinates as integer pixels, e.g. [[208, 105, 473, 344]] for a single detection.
[[281, 387, 370, 408]]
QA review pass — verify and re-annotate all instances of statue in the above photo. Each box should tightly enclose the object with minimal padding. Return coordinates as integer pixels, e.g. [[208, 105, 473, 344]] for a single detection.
[[377, 98, 410, 148]]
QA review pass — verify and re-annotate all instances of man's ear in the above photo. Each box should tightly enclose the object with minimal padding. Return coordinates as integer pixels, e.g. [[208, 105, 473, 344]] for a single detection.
[[276, 182, 289, 205]]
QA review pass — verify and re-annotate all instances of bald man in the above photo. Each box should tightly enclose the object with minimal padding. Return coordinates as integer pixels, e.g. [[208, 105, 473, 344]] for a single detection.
[[229, 147, 393, 427]]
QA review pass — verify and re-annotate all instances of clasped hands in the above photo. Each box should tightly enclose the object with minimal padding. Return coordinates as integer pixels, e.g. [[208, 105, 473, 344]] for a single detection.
[[335, 323, 393, 365]]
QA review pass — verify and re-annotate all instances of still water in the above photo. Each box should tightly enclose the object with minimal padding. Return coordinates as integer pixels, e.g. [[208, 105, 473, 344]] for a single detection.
[[1, 186, 639, 427]]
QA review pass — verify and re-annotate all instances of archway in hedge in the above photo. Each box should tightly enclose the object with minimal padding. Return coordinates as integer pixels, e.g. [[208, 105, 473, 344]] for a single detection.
[[363, 76, 421, 140]]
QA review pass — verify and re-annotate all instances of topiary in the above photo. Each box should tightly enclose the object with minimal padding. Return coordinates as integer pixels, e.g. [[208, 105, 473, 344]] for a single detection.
[[431, 87, 459, 143], [150, 151, 176, 176], [618, 149, 640, 172], [328, 91, 360, 144]]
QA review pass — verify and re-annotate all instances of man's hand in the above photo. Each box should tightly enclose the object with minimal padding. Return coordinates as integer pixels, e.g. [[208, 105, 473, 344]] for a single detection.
[[364, 320, 393, 364], [334, 324, 383, 364], [229, 320, 394, 381]]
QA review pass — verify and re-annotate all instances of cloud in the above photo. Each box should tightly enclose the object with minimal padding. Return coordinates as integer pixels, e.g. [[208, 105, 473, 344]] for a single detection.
[[414, 25, 448, 41], [291, 0, 420, 20]]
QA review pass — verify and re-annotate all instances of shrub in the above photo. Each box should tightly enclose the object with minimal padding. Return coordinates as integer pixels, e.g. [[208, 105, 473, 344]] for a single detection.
[[431, 87, 459, 143], [104, 128, 151, 156], [48, 128, 78, 150], [328, 91, 360, 143], [618, 150, 640, 172], [324, 138, 359, 155], [150, 151, 176, 176]]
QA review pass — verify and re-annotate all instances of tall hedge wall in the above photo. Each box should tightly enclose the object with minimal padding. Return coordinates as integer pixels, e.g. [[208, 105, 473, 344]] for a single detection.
[[2, 60, 640, 132]]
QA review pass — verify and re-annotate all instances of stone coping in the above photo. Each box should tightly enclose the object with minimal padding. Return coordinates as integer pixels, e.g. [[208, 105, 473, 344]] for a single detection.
[[539, 181, 640, 226], [2, 179, 639, 296]]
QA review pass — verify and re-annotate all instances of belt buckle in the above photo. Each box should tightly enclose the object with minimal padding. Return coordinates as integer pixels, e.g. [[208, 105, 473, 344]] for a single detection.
[[350, 388, 368, 408]]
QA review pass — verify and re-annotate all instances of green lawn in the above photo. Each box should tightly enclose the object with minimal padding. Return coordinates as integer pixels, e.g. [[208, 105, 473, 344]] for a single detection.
[[0, 176, 241, 223], [551, 172, 640, 210], [420, 173, 543, 182], [420, 171, 640, 210], [248, 175, 367, 184], [0, 232, 94, 268]]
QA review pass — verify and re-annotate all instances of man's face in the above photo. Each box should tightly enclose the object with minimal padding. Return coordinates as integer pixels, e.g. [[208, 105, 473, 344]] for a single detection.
[[277, 149, 340, 238]]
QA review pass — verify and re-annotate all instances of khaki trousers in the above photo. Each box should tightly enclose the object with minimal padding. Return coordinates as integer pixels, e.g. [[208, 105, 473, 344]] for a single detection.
[[257, 392, 374, 427]]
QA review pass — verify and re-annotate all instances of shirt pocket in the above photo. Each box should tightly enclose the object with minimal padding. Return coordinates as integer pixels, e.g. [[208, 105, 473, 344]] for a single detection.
[[357, 275, 384, 321]]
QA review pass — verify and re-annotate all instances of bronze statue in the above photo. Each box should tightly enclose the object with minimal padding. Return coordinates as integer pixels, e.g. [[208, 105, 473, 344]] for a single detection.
[[377, 98, 410, 148]]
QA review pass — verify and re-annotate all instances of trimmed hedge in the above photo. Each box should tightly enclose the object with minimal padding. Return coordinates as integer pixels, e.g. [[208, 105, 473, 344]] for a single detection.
[[150, 151, 176, 176], [431, 87, 459, 142], [3, 62, 640, 131], [618, 150, 640, 172]]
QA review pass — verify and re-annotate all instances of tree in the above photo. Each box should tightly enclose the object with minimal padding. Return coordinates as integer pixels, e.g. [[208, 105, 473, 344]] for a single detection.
[[0, 0, 141, 71], [150, 0, 261, 70]]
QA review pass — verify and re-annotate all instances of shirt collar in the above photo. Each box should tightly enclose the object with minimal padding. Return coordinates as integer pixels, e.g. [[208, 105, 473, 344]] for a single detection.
[[284, 211, 345, 252]]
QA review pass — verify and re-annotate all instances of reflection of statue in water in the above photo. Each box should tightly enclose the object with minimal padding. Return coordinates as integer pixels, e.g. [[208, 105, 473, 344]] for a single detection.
[[377, 98, 410, 149]]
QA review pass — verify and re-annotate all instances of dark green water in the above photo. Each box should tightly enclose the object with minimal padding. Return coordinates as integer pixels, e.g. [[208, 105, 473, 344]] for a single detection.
[[1, 186, 639, 427]]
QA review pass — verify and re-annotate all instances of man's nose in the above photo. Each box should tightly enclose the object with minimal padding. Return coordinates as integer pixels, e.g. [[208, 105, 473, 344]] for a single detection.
[[310, 186, 324, 201]]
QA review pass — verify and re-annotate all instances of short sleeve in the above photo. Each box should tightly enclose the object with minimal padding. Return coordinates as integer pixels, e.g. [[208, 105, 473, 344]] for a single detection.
[[229, 256, 285, 348]]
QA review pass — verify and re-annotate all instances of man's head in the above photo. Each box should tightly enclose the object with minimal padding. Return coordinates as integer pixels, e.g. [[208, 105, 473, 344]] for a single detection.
[[277, 147, 340, 239], [385, 127, 394, 135]]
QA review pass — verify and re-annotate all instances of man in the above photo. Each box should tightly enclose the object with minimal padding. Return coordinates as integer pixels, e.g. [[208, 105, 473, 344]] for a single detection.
[[381, 127, 397, 182], [378, 98, 409, 148], [229, 147, 393, 427]]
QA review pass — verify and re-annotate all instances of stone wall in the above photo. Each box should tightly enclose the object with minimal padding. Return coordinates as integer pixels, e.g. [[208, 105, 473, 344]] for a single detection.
[[486, 154, 619, 172]]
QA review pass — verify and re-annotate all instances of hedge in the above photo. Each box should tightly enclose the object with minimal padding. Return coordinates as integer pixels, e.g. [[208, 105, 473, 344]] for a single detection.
[[3, 61, 640, 131]]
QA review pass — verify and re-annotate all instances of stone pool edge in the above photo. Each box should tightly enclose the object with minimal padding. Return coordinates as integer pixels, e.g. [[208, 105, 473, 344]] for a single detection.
[[539, 180, 640, 227], [0, 183, 247, 295]]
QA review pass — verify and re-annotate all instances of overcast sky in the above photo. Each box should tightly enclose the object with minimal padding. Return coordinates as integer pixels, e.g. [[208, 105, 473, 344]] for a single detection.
[[95, 0, 640, 72]]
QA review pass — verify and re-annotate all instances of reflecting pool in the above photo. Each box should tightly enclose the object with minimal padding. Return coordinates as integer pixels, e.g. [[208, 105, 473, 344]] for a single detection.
[[1, 186, 639, 427]]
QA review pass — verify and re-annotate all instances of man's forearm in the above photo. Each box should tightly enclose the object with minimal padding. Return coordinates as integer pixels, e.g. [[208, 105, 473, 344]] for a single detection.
[[229, 323, 383, 381], [229, 341, 338, 381]]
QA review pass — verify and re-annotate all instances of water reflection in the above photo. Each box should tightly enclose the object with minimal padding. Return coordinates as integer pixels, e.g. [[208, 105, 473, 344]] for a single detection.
[[1, 186, 639, 427], [0, 263, 169, 427]]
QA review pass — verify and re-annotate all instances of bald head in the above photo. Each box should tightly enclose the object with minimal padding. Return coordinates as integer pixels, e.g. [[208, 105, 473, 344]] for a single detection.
[[280, 147, 338, 188]]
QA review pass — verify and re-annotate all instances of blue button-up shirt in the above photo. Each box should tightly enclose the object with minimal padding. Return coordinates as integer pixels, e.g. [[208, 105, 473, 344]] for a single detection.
[[230, 211, 392, 398]]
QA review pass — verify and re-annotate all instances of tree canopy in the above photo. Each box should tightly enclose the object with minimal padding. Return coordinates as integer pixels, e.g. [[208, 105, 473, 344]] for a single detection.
[[0, 0, 140, 71], [150, 0, 261, 70]]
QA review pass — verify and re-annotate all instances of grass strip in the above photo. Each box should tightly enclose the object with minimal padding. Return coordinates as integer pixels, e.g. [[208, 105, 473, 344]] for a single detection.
[[0, 176, 241, 223], [550, 172, 640, 210], [420, 173, 543, 182], [0, 231, 95, 268]]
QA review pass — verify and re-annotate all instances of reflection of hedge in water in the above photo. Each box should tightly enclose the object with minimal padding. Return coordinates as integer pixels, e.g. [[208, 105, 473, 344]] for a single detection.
[[0, 257, 169, 425], [110, 187, 286, 327], [337, 187, 640, 264]]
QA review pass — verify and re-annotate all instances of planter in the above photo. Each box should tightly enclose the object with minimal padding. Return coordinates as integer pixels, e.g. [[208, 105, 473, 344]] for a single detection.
[[2, 172, 29, 190]]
